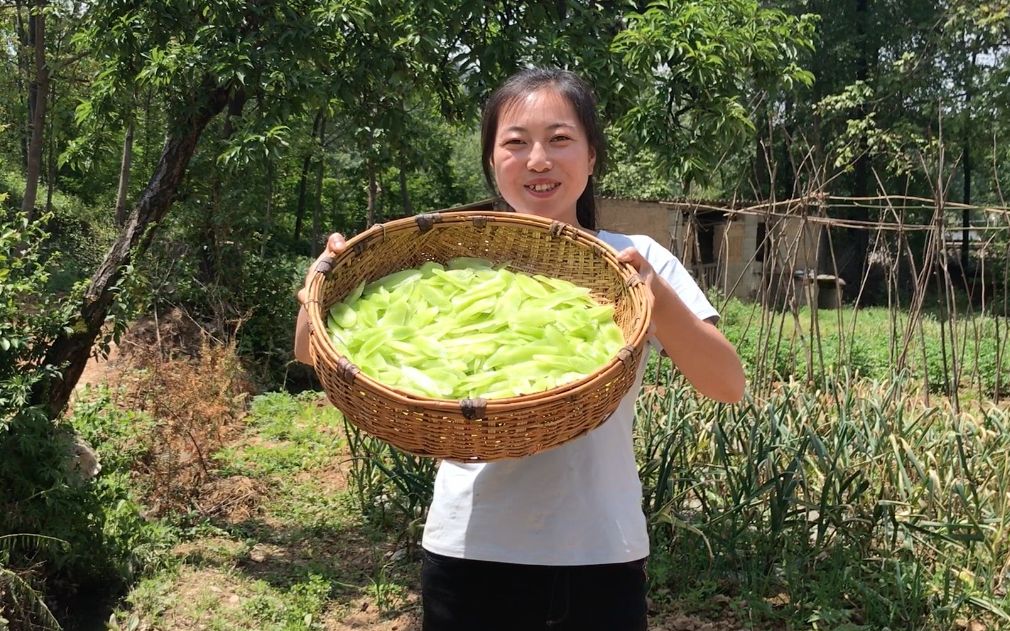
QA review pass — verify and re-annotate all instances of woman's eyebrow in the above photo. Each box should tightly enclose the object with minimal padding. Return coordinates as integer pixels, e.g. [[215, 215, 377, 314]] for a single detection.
[[501, 123, 577, 133]]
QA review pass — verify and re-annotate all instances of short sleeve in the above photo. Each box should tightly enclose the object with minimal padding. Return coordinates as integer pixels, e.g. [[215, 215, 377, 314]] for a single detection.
[[653, 251, 720, 324], [594, 231, 719, 353]]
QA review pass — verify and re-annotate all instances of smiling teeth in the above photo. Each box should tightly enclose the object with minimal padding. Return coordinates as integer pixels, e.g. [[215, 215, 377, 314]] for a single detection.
[[529, 183, 558, 192]]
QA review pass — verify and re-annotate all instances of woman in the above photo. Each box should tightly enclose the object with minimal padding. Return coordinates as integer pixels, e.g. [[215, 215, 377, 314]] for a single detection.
[[295, 68, 744, 630]]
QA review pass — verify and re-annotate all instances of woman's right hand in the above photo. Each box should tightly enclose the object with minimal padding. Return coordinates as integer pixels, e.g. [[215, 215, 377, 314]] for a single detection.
[[294, 233, 347, 365], [297, 233, 348, 306]]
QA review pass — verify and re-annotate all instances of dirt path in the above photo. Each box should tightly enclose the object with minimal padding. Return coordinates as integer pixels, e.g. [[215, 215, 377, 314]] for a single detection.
[[76, 342, 121, 391]]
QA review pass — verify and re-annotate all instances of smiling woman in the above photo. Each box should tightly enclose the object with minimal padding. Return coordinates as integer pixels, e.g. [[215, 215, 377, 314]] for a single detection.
[[479, 69, 607, 231], [294, 67, 744, 631], [489, 89, 596, 225]]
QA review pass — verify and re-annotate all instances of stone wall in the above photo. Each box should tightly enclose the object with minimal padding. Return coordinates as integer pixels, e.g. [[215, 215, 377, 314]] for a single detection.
[[596, 198, 676, 250], [597, 199, 828, 304]]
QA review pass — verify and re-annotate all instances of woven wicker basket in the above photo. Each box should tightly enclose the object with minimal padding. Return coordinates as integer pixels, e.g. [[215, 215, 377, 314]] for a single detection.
[[304, 211, 652, 461]]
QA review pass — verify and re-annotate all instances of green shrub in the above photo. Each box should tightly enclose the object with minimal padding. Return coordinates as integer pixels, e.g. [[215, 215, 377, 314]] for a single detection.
[[234, 251, 311, 387], [0, 210, 68, 431], [1, 208, 172, 625], [1, 408, 174, 616], [141, 229, 310, 390]]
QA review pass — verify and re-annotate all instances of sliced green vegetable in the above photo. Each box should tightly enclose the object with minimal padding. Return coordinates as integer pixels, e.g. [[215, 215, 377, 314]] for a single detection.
[[326, 258, 627, 400]]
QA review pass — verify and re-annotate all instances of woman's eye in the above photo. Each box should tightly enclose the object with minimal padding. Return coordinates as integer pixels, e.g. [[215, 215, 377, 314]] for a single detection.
[[552, 135, 572, 142], [503, 138, 525, 146]]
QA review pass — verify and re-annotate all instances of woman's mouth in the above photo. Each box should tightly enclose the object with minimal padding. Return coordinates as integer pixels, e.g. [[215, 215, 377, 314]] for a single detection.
[[525, 182, 560, 196]]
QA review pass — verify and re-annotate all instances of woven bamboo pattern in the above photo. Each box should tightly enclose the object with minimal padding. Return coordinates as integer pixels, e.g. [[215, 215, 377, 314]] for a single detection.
[[304, 211, 653, 461]]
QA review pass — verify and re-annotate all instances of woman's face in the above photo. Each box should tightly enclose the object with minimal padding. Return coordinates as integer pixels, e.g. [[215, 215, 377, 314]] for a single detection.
[[491, 88, 596, 225]]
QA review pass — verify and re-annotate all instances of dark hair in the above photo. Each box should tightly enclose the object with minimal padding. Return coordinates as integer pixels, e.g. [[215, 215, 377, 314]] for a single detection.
[[480, 68, 606, 230]]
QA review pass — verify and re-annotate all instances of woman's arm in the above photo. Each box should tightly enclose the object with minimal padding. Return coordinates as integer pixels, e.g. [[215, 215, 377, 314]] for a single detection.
[[294, 233, 347, 366], [293, 303, 313, 365], [618, 248, 745, 403]]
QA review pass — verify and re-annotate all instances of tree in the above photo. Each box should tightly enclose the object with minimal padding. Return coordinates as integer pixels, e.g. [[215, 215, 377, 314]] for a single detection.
[[20, 0, 48, 221], [610, 0, 816, 190], [31, 0, 358, 416], [25, 0, 827, 417]]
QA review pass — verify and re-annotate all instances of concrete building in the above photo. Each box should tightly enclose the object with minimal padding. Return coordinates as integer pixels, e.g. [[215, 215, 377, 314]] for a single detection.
[[597, 198, 834, 308]]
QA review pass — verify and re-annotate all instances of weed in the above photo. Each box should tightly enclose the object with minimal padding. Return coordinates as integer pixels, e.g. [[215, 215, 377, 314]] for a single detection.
[[636, 358, 1010, 628], [366, 561, 406, 614], [215, 391, 344, 478], [115, 337, 254, 516]]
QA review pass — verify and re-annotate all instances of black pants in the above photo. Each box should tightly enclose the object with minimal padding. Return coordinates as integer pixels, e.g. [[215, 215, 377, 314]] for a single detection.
[[421, 549, 648, 631]]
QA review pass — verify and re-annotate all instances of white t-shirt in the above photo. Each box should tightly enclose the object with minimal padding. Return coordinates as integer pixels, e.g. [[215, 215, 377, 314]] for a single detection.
[[421, 231, 719, 566]]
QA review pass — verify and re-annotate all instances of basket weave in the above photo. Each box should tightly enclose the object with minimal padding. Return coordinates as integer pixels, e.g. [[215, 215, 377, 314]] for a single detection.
[[304, 211, 652, 461]]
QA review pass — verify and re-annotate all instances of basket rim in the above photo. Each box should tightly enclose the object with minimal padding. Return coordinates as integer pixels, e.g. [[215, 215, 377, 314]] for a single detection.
[[304, 210, 653, 410]]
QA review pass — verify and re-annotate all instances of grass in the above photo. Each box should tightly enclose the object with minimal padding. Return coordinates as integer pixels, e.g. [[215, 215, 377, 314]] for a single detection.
[[214, 391, 345, 477], [72, 340, 1010, 630], [718, 298, 1009, 398], [93, 390, 420, 631]]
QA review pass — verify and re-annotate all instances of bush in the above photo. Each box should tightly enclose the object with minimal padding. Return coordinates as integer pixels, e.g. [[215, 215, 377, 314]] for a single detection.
[[0, 207, 171, 627], [141, 227, 310, 390], [0, 209, 68, 431], [111, 337, 255, 517], [233, 250, 311, 388]]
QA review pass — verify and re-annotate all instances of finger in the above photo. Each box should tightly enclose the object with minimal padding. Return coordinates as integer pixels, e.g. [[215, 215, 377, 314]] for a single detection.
[[327, 233, 347, 255], [616, 246, 637, 261], [617, 247, 644, 271], [297, 288, 308, 305]]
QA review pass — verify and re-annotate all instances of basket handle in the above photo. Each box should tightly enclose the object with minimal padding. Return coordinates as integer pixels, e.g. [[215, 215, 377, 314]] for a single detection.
[[314, 255, 335, 275], [460, 397, 487, 420]]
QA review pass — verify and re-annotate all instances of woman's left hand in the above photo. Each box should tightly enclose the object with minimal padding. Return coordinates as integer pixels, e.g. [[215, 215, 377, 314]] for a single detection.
[[617, 247, 657, 300], [616, 246, 745, 403]]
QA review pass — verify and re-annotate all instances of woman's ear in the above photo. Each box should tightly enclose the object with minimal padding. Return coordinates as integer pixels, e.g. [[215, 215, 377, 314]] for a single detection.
[[588, 147, 596, 174]]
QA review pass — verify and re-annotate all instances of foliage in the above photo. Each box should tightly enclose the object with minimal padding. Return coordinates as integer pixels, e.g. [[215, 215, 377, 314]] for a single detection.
[[0, 210, 71, 432], [598, 132, 683, 201], [611, 0, 817, 188], [0, 397, 175, 628], [0, 535, 64, 631], [636, 364, 1010, 628], [143, 234, 311, 387], [0, 202, 154, 630]]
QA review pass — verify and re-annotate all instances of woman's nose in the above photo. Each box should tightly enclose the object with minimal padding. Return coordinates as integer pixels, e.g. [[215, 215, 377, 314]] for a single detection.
[[527, 142, 551, 171]]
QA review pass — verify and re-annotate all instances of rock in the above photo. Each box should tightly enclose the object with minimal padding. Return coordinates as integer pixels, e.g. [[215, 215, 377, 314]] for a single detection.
[[66, 434, 101, 484]]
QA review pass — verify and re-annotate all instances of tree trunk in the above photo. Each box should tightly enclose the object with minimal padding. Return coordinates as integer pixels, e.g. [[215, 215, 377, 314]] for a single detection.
[[311, 115, 327, 253], [366, 159, 378, 227], [32, 86, 230, 418], [292, 153, 311, 243], [22, 0, 49, 222], [261, 159, 274, 257], [293, 110, 324, 244], [199, 91, 246, 285], [44, 79, 56, 214], [852, 0, 871, 204], [144, 88, 154, 175], [961, 50, 976, 272], [398, 155, 413, 217], [114, 117, 135, 227], [838, 0, 873, 301], [14, 0, 29, 172]]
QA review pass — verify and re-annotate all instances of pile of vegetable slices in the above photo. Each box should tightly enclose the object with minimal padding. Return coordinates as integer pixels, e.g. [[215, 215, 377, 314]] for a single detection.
[[327, 257, 625, 400]]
